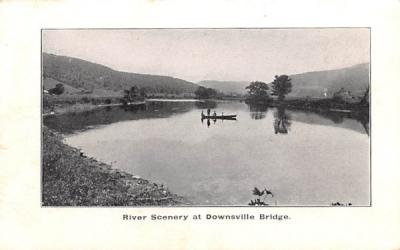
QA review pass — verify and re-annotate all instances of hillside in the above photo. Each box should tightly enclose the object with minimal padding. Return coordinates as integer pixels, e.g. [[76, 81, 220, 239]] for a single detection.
[[43, 77, 82, 94], [42, 53, 199, 95], [288, 63, 370, 98], [198, 80, 249, 95], [199, 63, 369, 98]]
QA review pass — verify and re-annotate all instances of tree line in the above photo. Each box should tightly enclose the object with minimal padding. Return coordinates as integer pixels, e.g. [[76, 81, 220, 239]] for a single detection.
[[244, 74, 369, 106], [245, 75, 293, 104], [193, 75, 293, 101]]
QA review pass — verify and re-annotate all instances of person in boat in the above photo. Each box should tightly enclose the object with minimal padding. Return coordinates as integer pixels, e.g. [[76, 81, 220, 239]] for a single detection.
[[207, 109, 211, 116], [213, 110, 217, 117], [201, 110, 204, 116]]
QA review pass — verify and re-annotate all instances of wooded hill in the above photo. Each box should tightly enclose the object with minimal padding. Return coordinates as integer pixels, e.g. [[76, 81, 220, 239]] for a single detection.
[[288, 63, 369, 98], [42, 53, 199, 96], [198, 80, 249, 95], [199, 63, 369, 99]]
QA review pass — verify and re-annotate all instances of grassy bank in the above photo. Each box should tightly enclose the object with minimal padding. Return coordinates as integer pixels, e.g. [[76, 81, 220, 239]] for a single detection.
[[42, 126, 186, 206], [43, 94, 148, 115], [43, 94, 123, 114]]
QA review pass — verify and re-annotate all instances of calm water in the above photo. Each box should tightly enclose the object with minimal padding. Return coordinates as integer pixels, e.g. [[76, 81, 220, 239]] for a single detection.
[[44, 101, 370, 206]]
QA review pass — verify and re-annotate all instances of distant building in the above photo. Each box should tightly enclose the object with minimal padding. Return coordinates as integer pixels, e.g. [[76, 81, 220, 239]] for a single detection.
[[323, 88, 328, 97]]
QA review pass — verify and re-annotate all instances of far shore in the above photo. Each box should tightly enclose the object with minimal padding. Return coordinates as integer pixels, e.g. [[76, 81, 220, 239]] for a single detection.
[[42, 101, 145, 116], [43, 94, 209, 116], [43, 93, 368, 117]]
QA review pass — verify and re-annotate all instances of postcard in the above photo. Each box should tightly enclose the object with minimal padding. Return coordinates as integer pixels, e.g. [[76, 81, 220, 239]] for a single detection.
[[0, 1, 399, 249]]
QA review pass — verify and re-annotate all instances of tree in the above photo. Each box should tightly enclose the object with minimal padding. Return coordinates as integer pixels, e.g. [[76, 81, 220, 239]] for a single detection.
[[359, 86, 370, 106], [139, 87, 147, 98], [49, 83, 64, 95], [332, 87, 354, 103], [245, 81, 270, 103], [123, 85, 140, 103], [194, 86, 218, 99], [271, 75, 292, 101]]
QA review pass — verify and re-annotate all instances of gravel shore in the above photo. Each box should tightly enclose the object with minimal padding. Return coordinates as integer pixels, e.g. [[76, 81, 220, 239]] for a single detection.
[[42, 126, 187, 206]]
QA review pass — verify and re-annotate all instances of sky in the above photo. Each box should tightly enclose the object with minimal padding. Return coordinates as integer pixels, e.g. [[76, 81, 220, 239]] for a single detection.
[[42, 28, 370, 83]]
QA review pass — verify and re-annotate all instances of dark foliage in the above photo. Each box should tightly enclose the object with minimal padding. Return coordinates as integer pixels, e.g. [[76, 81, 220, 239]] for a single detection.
[[249, 187, 274, 206], [48, 83, 65, 95], [194, 86, 218, 99], [271, 75, 292, 101], [359, 86, 370, 106], [245, 81, 271, 104], [273, 107, 291, 134], [331, 202, 352, 206]]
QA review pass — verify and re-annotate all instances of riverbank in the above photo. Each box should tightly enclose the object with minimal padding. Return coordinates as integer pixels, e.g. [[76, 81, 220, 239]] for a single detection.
[[42, 126, 187, 206], [272, 98, 369, 112], [43, 93, 209, 116], [43, 94, 121, 115], [246, 97, 369, 114], [43, 94, 149, 116]]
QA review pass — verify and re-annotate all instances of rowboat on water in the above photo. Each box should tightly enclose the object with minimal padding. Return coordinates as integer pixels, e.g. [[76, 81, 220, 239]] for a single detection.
[[201, 114, 237, 119]]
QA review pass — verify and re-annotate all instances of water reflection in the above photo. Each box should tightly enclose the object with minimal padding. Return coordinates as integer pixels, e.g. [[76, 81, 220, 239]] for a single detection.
[[296, 109, 369, 136], [122, 103, 147, 112], [59, 101, 369, 205], [45, 100, 370, 138], [200, 117, 237, 128], [44, 101, 195, 134], [273, 106, 291, 134], [248, 104, 269, 120], [195, 100, 217, 109], [353, 112, 369, 136]]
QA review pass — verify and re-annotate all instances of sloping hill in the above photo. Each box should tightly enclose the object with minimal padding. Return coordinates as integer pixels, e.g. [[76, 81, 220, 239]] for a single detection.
[[198, 80, 249, 95], [199, 64, 369, 98], [288, 63, 369, 98], [43, 77, 123, 97], [43, 77, 82, 94], [42, 53, 199, 95]]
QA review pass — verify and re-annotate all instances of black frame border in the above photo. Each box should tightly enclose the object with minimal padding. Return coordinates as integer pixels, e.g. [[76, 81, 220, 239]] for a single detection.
[[40, 27, 372, 208]]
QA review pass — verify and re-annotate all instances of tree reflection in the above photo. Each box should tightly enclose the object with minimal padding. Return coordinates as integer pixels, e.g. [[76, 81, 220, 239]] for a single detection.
[[319, 110, 369, 136], [318, 111, 345, 124], [122, 104, 146, 112], [353, 112, 369, 136], [273, 106, 291, 134], [195, 100, 217, 109], [248, 104, 269, 120]]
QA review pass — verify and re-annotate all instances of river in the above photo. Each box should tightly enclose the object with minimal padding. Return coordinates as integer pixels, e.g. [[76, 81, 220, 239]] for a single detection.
[[44, 100, 370, 206]]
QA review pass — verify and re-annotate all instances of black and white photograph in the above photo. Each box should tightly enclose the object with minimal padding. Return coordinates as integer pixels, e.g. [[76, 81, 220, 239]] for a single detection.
[[41, 28, 370, 207], [4, 0, 400, 249]]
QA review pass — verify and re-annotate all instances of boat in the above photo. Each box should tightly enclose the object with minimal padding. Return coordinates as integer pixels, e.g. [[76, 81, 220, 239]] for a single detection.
[[201, 114, 237, 119]]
